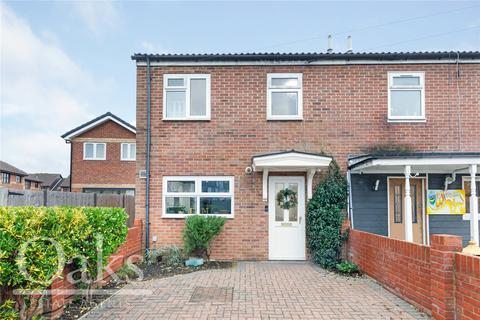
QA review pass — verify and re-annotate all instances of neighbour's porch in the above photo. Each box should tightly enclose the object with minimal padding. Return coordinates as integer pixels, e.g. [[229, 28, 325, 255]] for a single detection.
[[348, 152, 480, 253]]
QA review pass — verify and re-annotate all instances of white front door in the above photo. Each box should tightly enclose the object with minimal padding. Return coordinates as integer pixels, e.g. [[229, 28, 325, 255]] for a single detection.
[[268, 176, 306, 260]]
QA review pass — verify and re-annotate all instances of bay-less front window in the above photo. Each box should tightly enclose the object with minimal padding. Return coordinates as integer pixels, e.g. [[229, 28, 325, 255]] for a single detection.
[[163, 74, 211, 120], [267, 73, 303, 120], [388, 72, 425, 121], [83, 142, 106, 160], [163, 176, 234, 217]]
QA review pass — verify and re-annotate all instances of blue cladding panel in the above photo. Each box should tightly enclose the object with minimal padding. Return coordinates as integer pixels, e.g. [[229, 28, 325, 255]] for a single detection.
[[351, 174, 388, 236]]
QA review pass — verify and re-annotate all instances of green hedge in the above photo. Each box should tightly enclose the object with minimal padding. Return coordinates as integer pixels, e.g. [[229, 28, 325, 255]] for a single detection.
[[0, 206, 128, 319]]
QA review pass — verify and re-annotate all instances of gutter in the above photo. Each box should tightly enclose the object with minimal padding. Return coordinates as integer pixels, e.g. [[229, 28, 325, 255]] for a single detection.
[[145, 55, 152, 253]]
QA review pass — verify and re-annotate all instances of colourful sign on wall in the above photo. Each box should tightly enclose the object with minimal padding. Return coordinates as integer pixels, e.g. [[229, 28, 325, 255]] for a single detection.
[[427, 190, 466, 215]]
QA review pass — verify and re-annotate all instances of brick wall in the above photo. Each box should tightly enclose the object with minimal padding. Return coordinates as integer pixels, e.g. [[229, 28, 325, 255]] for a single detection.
[[45, 220, 143, 319], [134, 63, 480, 259], [1, 173, 25, 190], [455, 253, 480, 320], [348, 228, 480, 320], [70, 120, 136, 191]]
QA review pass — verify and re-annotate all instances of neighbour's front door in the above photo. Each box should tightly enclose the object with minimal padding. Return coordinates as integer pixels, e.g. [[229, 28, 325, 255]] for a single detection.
[[389, 178, 424, 244], [268, 176, 306, 260]]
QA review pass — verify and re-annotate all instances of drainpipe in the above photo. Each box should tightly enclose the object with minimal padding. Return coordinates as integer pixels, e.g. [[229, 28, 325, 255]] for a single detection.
[[145, 55, 152, 253], [347, 169, 354, 229]]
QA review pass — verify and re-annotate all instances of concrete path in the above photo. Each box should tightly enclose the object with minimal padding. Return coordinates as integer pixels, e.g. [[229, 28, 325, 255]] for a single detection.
[[83, 261, 429, 319]]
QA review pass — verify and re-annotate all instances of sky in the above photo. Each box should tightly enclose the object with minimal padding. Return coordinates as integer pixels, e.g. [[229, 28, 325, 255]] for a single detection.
[[0, 1, 479, 176]]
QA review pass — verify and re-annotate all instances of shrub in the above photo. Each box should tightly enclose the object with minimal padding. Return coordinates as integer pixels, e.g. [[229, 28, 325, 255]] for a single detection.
[[146, 246, 184, 267], [306, 160, 348, 269], [335, 261, 360, 275], [182, 215, 226, 259], [0, 206, 128, 319]]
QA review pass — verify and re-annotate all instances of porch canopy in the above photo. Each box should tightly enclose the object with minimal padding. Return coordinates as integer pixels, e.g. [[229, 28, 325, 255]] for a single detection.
[[348, 152, 480, 246], [252, 150, 332, 201]]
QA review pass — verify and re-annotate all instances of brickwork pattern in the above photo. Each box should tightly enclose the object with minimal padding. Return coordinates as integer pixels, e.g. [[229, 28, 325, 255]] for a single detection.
[[134, 63, 480, 260], [455, 253, 480, 320], [83, 261, 427, 319]]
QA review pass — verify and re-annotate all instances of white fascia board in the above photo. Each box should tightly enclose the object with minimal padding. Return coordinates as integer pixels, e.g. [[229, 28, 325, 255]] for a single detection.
[[137, 59, 480, 67], [351, 158, 480, 173], [63, 116, 136, 141]]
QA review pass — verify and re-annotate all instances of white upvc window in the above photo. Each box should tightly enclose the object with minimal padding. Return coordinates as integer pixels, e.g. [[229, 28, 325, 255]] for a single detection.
[[121, 143, 136, 161], [388, 72, 425, 121], [163, 176, 234, 218], [163, 74, 211, 120], [462, 176, 480, 220], [267, 73, 303, 120], [83, 142, 106, 160]]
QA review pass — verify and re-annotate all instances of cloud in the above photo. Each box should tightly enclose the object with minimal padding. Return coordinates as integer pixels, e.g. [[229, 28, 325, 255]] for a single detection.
[[70, 0, 121, 38], [0, 3, 101, 175], [140, 41, 169, 54]]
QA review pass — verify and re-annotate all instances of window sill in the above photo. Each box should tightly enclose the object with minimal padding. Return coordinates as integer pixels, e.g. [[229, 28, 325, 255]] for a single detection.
[[267, 117, 303, 121], [121, 159, 136, 162], [387, 118, 426, 123], [162, 118, 211, 121], [83, 158, 106, 161], [162, 214, 234, 219]]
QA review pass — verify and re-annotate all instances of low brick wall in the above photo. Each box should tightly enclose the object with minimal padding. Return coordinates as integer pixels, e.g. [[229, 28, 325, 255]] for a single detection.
[[455, 253, 480, 320], [45, 219, 143, 319], [347, 227, 480, 320]]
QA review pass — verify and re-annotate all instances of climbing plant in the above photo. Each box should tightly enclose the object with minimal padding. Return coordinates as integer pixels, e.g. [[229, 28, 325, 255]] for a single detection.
[[306, 160, 348, 269]]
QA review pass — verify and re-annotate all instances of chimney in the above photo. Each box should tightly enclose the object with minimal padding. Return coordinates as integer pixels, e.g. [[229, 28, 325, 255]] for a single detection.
[[327, 35, 333, 53], [346, 35, 353, 53]]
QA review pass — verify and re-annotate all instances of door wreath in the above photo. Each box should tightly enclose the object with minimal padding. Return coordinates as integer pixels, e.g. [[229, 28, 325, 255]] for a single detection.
[[276, 188, 298, 209]]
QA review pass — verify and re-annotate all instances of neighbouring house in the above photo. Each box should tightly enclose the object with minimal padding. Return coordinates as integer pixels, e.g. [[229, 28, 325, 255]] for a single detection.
[[61, 112, 136, 195], [59, 176, 70, 192], [0, 161, 28, 190], [26, 173, 65, 191], [132, 51, 480, 260]]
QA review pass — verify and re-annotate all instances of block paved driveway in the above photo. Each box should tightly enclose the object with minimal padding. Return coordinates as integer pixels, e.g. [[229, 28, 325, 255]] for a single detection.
[[83, 261, 429, 320]]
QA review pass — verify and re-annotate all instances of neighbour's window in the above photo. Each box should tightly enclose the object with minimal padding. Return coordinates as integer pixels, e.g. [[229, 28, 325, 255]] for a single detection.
[[2, 173, 10, 184], [388, 72, 425, 121], [121, 143, 136, 161], [16, 176, 21, 183], [163, 74, 211, 120], [163, 176, 234, 217], [83, 142, 106, 160], [35, 182, 39, 188], [25, 180, 31, 189], [464, 179, 480, 214], [267, 73, 303, 120]]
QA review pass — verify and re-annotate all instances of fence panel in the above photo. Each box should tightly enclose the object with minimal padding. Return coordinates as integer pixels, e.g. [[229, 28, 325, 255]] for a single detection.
[[0, 188, 135, 226]]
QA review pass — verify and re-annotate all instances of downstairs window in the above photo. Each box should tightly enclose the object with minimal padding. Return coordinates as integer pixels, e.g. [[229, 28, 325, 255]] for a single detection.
[[163, 176, 234, 217]]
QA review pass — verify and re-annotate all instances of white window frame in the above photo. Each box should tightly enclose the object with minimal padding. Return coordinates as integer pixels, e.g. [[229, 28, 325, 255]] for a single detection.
[[120, 143, 136, 161], [462, 176, 480, 220], [162, 176, 234, 218], [388, 71, 425, 122], [163, 74, 211, 121], [83, 142, 106, 160], [267, 73, 303, 120]]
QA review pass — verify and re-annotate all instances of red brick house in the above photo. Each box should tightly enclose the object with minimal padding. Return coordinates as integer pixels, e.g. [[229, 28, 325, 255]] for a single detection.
[[1, 161, 29, 190], [62, 112, 136, 195], [132, 51, 480, 260]]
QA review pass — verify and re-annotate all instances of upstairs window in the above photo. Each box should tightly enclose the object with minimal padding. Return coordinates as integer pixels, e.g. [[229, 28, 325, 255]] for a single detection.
[[83, 142, 106, 160], [267, 73, 303, 120], [163, 74, 211, 120], [121, 143, 136, 161], [388, 72, 425, 121], [163, 176, 234, 217]]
